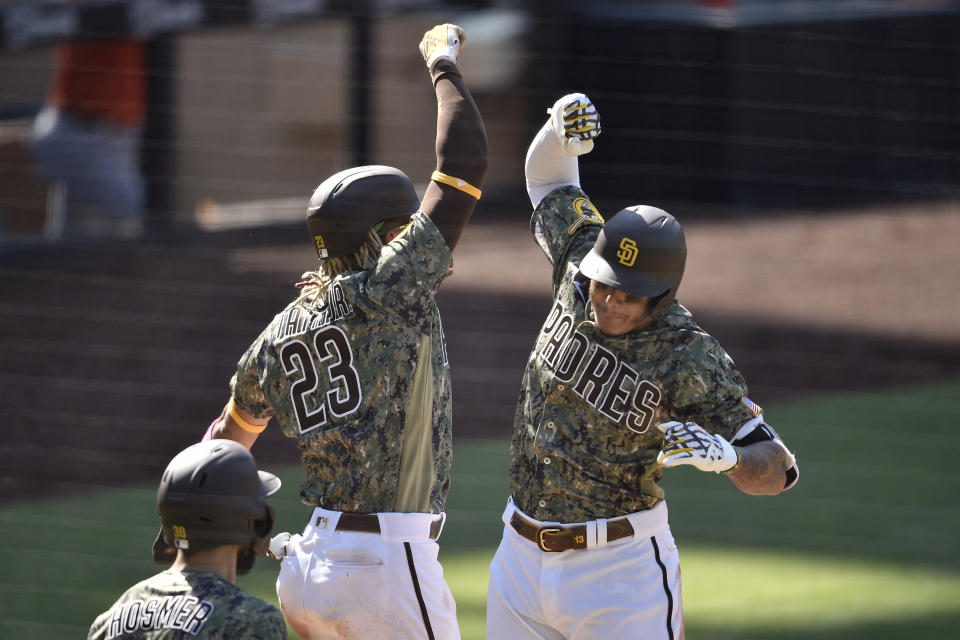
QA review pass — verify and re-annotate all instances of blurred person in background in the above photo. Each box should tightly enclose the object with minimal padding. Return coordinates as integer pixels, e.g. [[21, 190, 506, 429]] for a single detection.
[[28, 35, 146, 240]]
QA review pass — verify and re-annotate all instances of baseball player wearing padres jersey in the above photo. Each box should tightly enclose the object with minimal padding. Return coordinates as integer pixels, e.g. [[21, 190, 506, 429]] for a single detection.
[[87, 570, 285, 640], [207, 25, 486, 640], [88, 440, 285, 640], [485, 94, 799, 640]]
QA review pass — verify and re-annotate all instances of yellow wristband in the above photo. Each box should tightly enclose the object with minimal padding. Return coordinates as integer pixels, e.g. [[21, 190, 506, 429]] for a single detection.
[[228, 398, 268, 434], [722, 449, 742, 475], [431, 171, 481, 199]]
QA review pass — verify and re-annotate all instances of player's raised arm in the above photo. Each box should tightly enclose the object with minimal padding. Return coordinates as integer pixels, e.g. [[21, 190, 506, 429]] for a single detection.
[[417, 24, 488, 252], [525, 93, 601, 208]]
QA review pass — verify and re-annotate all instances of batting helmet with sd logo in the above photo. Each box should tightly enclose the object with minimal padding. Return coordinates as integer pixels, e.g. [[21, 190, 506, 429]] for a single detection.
[[152, 440, 280, 574], [578, 205, 686, 318], [306, 165, 421, 259]]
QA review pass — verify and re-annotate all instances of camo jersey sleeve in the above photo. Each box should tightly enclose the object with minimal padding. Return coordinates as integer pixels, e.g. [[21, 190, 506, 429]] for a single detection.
[[231, 325, 276, 421], [655, 305, 757, 441], [530, 185, 605, 295]]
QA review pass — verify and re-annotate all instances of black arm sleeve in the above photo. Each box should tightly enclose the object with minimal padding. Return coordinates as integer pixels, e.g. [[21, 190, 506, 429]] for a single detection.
[[419, 60, 488, 252], [730, 420, 800, 491]]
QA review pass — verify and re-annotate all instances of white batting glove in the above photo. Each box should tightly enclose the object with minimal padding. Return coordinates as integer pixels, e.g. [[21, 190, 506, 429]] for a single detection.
[[420, 23, 465, 69], [267, 532, 293, 560], [657, 421, 740, 474], [547, 93, 601, 156]]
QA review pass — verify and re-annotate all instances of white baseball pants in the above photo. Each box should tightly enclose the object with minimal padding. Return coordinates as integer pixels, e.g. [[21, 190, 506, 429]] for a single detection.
[[486, 499, 684, 640], [276, 506, 460, 640]]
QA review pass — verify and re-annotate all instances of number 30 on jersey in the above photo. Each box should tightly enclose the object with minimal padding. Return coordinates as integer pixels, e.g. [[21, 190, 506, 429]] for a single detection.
[[280, 326, 362, 435]]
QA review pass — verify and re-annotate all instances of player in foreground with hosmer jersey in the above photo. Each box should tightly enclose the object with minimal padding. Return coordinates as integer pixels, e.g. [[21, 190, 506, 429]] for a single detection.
[[206, 24, 486, 640], [87, 440, 285, 640], [485, 93, 799, 640]]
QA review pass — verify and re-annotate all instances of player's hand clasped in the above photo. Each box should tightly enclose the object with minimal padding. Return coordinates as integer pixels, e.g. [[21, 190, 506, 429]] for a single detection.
[[657, 421, 740, 474], [548, 93, 601, 156], [420, 23, 465, 69]]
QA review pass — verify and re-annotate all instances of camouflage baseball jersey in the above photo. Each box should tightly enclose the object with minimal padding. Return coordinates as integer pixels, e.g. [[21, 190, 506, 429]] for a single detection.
[[232, 212, 453, 514], [86, 569, 285, 640], [510, 186, 759, 522]]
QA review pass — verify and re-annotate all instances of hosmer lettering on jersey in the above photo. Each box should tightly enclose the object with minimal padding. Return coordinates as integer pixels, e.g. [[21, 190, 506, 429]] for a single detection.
[[89, 569, 285, 640], [106, 595, 213, 638]]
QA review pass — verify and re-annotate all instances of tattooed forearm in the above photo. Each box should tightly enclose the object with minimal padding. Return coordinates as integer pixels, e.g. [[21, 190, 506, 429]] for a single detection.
[[727, 440, 786, 495]]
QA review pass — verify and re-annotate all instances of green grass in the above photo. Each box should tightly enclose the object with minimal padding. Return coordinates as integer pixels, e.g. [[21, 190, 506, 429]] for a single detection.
[[437, 546, 960, 640], [3, 379, 959, 639]]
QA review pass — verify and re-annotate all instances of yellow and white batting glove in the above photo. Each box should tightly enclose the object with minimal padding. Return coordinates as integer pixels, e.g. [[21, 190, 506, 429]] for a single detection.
[[548, 93, 601, 156], [420, 23, 465, 69], [657, 421, 740, 474]]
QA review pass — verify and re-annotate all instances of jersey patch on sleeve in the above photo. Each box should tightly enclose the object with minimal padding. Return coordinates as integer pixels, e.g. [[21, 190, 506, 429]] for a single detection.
[[741, 395, 763, 417], [566, 197, 604, 235]]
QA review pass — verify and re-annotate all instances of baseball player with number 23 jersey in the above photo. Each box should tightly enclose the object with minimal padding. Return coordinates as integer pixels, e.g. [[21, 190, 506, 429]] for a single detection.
[[485, 93, 799, 640], [207, 24, 487, 640]]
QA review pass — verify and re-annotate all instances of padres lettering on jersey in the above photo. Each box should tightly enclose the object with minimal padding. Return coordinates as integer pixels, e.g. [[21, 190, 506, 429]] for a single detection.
[[106, 596, 213, 638], [539, 300, 661, 434]]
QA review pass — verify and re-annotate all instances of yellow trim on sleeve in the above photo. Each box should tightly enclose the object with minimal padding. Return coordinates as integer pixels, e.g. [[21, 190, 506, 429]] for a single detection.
[[431, 171, 481, 200], [228, 398, 268, 434]]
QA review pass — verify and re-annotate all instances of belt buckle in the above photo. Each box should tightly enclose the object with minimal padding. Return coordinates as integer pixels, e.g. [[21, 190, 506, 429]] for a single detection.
[[537, 527, 565, 552]]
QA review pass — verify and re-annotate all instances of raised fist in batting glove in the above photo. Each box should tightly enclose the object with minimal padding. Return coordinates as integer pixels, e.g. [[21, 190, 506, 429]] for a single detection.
[[548, 93, 601, 156], [420, 24, 465, 69], [657, 421, 740, 474]]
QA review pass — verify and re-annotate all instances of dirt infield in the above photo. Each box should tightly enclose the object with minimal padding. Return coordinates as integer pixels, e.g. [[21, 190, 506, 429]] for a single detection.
[[2, 200, 958, 501]]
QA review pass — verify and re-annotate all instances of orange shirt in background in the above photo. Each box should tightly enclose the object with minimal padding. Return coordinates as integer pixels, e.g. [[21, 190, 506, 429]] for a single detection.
[[49, 39, 146, 126]]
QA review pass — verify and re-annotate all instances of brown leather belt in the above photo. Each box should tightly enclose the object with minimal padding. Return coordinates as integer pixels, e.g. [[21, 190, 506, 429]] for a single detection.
[[510, 511, 635, 552], [336, 513, 442, 540]]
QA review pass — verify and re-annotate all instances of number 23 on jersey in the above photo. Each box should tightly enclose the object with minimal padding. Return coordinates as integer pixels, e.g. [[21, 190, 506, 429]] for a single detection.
[[280, 326, 363, 435]]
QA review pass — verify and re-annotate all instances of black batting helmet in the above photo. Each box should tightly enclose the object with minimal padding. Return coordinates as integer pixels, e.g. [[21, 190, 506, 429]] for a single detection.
[[152, 440, 280, 573], [306, 165, 421, 259], [578, 205, 686, 318]]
